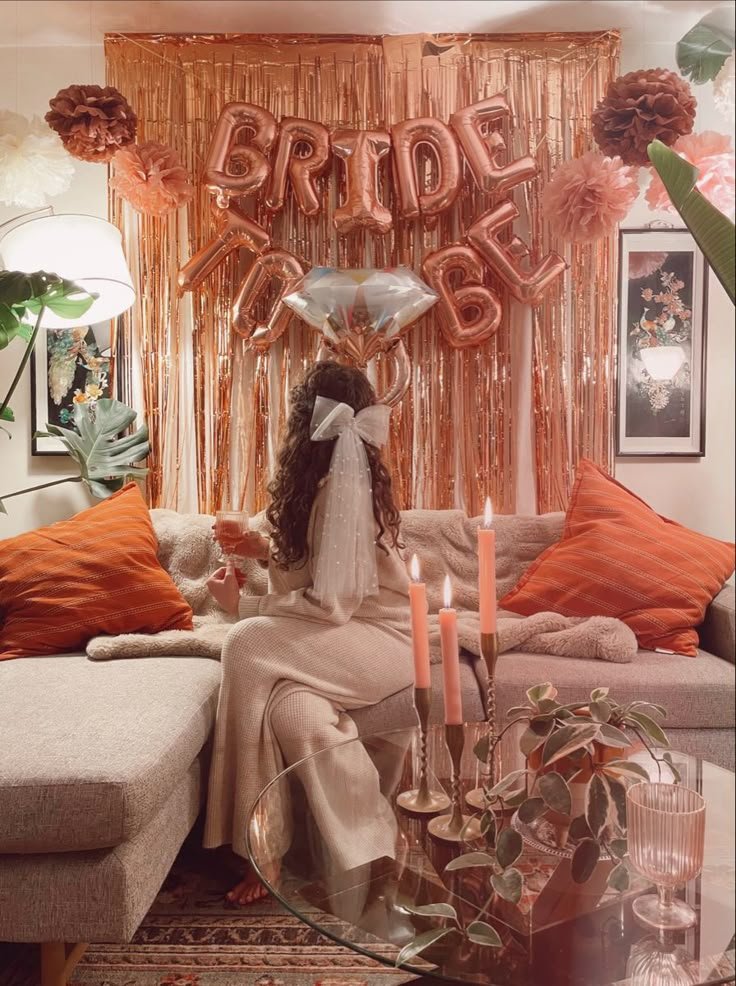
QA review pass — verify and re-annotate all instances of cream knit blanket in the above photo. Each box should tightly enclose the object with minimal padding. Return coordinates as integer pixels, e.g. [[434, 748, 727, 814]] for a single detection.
[[86, 507, 637, 664]]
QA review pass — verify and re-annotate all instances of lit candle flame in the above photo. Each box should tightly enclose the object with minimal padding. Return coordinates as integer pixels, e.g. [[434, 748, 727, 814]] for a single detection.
[[443, 574, 453, 609], [410, 554, 420, 582], [484, 497, 493, 529]]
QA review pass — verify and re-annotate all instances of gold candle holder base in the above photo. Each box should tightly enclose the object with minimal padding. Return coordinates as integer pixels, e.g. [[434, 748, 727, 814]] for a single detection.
[[396, 687, 450, 815], [428, 723, 481, 843], [465, 631, 499, 812]]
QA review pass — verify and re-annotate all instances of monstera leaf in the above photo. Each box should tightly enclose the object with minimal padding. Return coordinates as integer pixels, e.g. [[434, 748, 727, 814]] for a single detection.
[[676, 6, 734, 84], [647, 140, 736, 305], [37, 398, 149, 499]]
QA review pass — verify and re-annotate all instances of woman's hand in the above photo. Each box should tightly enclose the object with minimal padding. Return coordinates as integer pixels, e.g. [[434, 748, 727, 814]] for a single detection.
[[212, 526, 270, 560], [207, 561, 246, 615]]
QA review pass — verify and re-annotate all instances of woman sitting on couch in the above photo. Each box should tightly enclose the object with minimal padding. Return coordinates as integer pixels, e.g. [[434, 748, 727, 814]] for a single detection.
[[204, 360, 414, 904]]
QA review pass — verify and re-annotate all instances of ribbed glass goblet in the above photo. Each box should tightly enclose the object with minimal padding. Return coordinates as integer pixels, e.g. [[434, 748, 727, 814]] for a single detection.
[[627, 783, 706, 931]]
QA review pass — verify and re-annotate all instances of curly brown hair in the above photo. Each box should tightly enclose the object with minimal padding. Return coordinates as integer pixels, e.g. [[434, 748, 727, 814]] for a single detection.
[[266, 361, 402, 569]]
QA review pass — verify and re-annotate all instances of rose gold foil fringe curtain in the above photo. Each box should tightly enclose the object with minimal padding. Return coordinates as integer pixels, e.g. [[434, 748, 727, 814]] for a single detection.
[[106, 31, 619, 517]]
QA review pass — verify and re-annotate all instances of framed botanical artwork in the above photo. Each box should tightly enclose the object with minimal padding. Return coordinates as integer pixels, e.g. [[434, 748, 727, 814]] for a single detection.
[[30, 322, 114, 455], [616, 227, 708, 457]]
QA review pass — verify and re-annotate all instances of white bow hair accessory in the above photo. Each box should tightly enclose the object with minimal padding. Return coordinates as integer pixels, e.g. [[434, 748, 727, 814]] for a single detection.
[[309, 395, 392, 607]]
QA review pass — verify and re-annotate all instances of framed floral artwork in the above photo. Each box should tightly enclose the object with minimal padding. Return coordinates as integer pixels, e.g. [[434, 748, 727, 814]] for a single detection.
[[30, 323, 114, 455], [616, 228, 708, 457]]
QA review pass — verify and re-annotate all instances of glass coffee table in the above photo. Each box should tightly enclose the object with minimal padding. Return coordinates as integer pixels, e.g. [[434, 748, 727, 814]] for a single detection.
[[247, 725, 735, 986]]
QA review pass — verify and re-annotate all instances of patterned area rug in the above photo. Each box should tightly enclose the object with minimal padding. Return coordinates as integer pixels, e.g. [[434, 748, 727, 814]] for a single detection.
[[0, 833, 408, 986]]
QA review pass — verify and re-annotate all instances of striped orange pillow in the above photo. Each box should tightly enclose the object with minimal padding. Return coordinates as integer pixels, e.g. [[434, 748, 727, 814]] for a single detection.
[[500, 460, 735, 656], [0, 483, 193, 660]]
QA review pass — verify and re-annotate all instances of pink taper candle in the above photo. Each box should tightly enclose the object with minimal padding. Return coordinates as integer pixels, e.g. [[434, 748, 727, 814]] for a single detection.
[[408, 554, 432, 689], [439, 575, 463, 725], [478, 497, 497, 634]]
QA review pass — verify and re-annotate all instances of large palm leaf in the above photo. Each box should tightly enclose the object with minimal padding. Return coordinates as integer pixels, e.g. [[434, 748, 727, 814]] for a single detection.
[[37, 398, 150, 499], [647, 140, 736, 305]]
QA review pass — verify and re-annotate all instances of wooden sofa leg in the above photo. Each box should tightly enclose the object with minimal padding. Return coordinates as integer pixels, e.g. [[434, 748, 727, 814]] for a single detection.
[[41, 942, 88, 986]]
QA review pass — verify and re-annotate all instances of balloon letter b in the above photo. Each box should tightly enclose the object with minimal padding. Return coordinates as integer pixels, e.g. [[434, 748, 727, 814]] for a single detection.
[[450, 95, 538, 197], [392, 117, 461, 221], [203, 102, 278, 205], [232, 250, 305, 350], [467, 201, 566, 306], [332, 130, 393, 235], [265, 117, 330, 216], [422, 244, 503, 349]]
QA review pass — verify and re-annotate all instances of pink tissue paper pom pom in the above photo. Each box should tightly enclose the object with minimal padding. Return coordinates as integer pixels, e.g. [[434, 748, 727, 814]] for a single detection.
[[645, 131, 735, 218], [110, 141, 194, 216], [541, 151, 639, 244]]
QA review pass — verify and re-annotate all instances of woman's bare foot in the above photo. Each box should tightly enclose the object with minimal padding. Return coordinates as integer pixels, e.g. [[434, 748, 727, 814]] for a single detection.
[[226, 861, 280, 906]]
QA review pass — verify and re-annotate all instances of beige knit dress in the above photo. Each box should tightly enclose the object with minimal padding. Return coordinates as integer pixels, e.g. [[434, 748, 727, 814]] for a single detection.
[[203, 485, 414, 865]]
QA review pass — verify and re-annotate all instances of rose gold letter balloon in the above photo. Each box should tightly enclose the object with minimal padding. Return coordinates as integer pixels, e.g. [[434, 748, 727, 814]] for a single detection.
[[178, 202, 271, 292], [232, 250, 305, 350], [265, 117, 330, 216], [392, 117, 461, 221], [450, 95, 538, 196], [467, 201, 566, 306], [332, 130, 393, 235], [203, 102, 278, 205], [422, 244, 503, 348]]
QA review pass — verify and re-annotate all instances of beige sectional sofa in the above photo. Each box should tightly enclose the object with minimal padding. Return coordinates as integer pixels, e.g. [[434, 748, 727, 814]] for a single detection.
[[1, 514, 733, 986]]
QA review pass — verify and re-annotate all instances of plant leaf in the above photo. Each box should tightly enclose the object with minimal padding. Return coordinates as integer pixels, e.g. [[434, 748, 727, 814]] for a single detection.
[[396, 928, 453, 967], [590, 700, 612, 723], [473, 735, 490, 763], [405, 903, 458, 920], [0, 405, 14, 422], [542, 723, 601, 767], [491, 867, 523, 904], [0, 497, 6, 513], [517, 797, 546, 824], [571, 838, 600, 884], [628, 701, 667, 720], [601, 760, 651, 783], [520, 717, 554, 757], [610, 838, 628, 860], [489, 769, 527, 798], [444, 851, 496, 871], [47, 399, 149, 500], [569, 815, 593, 841], [607, 861, 631, 893], [496, 827, 523, 869], [607, 777, 627, 833], [597, 723, 633, 749], [539, 771, 573, 816], [590, 688, 610, 702], [626, 710, 669, 749], [586, 774, 610, 839], [466, 921, 502, 948], [662, 752, 683, 784], [647, 141, 736, 304], [677, 7, 735, 84], [526, 683, 558, 706]]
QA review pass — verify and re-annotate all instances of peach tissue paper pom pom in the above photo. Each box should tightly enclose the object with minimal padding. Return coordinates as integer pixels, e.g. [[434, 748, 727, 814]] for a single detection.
[[111, 141, 194, 216], [627, 251, 668, 280], [645, 131, 735, 218], [541, 151, 639, 244]]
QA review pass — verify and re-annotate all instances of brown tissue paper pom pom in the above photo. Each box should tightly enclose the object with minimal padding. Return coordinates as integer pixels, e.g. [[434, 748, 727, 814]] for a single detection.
[[45, 84, 137, 163], [591, 68, 697, 167]]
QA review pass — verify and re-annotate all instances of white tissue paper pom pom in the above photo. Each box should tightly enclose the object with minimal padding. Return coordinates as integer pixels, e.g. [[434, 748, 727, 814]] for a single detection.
[[713, 52, 735, 122], [0, 110, 75, 209]]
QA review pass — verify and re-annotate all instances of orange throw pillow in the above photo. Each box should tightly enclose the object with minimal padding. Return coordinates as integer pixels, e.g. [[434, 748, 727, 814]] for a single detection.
[[500, 460, 735, 657], [0, 483, 193, 660]]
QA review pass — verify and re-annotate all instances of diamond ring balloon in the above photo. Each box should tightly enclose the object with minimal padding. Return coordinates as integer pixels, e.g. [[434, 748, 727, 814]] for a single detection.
[[282, 266, 438, 405]]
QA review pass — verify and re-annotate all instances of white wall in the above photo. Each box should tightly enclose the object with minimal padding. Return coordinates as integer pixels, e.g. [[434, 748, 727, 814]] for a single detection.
[[0, 0, 733, 540]]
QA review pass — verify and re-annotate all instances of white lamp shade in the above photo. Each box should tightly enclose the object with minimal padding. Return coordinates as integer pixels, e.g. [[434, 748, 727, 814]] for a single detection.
[[0, 214, 134, 327], [639, 345, 687, 381]]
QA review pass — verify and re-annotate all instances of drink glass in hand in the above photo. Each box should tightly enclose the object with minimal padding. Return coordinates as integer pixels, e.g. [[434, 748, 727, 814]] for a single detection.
[[215, 510, 249, 565], [627, 782, 706, 931]]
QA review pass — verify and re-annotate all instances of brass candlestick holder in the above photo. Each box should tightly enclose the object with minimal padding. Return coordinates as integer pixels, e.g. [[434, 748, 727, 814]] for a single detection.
[[428, 724, 481, 842], [397, 687, 450, 814], [466, 631, 499, 812]]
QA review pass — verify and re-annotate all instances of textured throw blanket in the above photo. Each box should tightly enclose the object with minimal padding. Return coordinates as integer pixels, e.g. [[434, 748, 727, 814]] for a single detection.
[[87, 508, 637, 663]]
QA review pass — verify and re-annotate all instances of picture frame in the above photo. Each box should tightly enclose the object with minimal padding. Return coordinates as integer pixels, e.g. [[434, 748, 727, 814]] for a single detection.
[[616, 227, 708, 458], [30, 322, 115, 456]]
